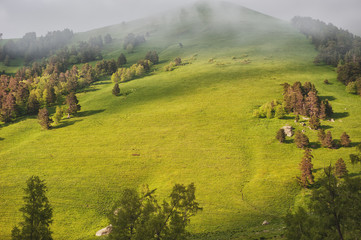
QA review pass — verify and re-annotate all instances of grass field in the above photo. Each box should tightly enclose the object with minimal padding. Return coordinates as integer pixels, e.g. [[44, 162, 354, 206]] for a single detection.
[[0, 3, 360, 239]]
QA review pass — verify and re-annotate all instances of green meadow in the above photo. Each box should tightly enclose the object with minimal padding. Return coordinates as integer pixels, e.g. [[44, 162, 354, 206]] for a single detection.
[[1, 3, 360, 239]]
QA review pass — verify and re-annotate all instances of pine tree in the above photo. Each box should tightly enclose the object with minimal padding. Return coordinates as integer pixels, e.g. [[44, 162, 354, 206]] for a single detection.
[[299, 148, 314, 187], [323, 131, 334, 148], [335, 158, 348, 178], [294, 130, 309, 148], [117, 53, 127, 67], [340, 132, 351, 147], [318, 129, 326, 143], [38, 108, 53, 130], [112, 83, 120, 96], [276, 128, 286, 143], [309, 115, 320, 130], [66, 92, 81, 115], [12, 176, 53, 240]]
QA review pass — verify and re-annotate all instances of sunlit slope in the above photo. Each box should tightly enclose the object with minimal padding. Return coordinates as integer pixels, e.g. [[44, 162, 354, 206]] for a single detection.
[[1, 2, 361, 240]]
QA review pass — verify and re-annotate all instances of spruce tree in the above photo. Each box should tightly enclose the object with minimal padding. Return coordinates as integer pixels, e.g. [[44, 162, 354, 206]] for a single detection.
[[12, 176, 53, 240], [117, 53, 127, 67], [309, 115, 320, 130], [66, 92, 81, 115], [340, 132, 351, 147], [335, 158, 348, 178], [318, 129, 326, 143], [112, 83, 120, 96], [323, 131, 334, 148], [276, 128, 286, 143], [38, 108, 52, 130], [294, 130, 309, 148], [299, 148, 314, 187]]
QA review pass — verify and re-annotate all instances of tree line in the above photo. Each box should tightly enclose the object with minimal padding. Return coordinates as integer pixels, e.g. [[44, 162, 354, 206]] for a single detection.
[[292, 16, 361, 97]]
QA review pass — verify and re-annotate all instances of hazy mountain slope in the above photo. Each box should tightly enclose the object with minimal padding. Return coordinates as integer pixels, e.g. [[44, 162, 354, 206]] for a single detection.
[[1, 2, 360, 240]]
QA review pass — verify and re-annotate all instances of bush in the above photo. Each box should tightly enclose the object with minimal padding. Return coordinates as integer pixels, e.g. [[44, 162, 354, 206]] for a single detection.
[[346, 81, 357, 94]]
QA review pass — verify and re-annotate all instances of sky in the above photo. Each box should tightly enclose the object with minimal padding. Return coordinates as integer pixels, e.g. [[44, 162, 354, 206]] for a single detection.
[[1, 0, 360, 39]]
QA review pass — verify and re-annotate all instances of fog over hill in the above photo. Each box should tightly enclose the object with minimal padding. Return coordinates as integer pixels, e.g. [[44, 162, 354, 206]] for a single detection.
[[0, 0, 360, 39]]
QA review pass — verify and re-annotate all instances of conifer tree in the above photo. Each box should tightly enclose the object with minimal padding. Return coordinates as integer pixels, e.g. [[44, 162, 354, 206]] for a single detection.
[[52, 106, 63, 126], [276, 128, 286, 143], [294, 130, 309, 148], [38, 108, 52, 130], [318, 129, 326, 143], [299, 148, 314, 187], [323, 131, 334, 148], [112, 83, 120, 96], [340, 132, 351, 147], [117, 53, 127, 67], [66, 92, 81, 115], [309, 115, 320, 130], [335, 158, 348, 178], [11, 176, 53, 240]]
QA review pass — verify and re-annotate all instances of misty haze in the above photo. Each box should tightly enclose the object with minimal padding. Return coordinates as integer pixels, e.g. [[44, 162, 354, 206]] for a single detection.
[[0, 1, 361, 240]]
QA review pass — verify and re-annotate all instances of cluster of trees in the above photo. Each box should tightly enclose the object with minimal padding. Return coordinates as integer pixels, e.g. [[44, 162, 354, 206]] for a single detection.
[[254, 82, 333, 120], [0, 62, 93, 123], [111, 51, 159, 92], [286, 164, 361, 239], [95, 53, 127, 76], [292, 17, 361, 97], [283, 82, 333, 119], [276, 127, 351, 150], [11, 177, 200, 240], [0, 29, 74, 65], [165, 57, 183, 71], [123, 33, 146, 53], [109, 183, 202, 239], [111, 62, 147, 83]]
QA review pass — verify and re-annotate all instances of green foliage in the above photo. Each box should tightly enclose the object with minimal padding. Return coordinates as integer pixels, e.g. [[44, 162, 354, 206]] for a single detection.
[[350, 144, 361, 164], [12, 176, 53, 240], [52, 106, 64, 126], [108, 183, 202, 240], [286, 167, 361, 239], [111, 63, 147, 83], [346, 81, 357, 94], [253, 100, 284, 119]]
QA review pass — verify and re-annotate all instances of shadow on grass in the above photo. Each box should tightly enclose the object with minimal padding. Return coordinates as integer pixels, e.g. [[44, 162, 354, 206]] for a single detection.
[[332, 112, 349, 119], [348, 172, 361, 178], [309, 142, 321, 149], [350, 142, 361, 147], [93, 81, 111, 86], [284, 139, 294, 144], [0, 137, 4, 141], [321, 125, 333, 130], [319, 96, 336, 101], [52, 119, 83, 129], [77, 109, 105, 118]]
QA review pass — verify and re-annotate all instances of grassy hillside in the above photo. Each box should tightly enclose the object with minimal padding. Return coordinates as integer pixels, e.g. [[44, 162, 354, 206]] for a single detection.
[[1, 2, 360, 239]]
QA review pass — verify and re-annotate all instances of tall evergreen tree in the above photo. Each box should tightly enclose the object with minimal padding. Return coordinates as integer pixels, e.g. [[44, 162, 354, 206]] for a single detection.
[[38, 108, 52, 130], [323, 131, 334, 148], [335, 158, 348, 178], [66, 92, 81, 115], [294, 130, 309, 148], [299, 148, 314, 187], [117, 53, 127, 67], [112, 83, 120, 96], [309, 115, 320, 130], [11, 176, 53, 240]]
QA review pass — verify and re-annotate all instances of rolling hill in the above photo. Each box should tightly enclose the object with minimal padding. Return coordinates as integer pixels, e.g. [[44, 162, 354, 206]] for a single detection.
[[1, 2, 360, 239]]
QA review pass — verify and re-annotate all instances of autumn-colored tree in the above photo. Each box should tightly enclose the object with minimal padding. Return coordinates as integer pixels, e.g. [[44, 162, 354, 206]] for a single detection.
[[0, 93, 16, 123], [294, 130, 309, 148], [335, 158, 348, 178], [340, 132, 351, 147], [323, 131, 334, 148], [309, 115, 321, 130], [299, 148, 314, 187], [66, 92, 81, 115], [276, 128, 286, 143], [38, 108, 52, 130]]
